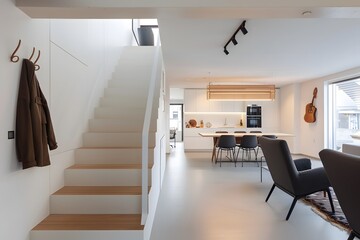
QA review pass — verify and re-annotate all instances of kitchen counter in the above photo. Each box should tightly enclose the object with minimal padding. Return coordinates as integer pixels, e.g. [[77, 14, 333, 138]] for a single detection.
[[184, 127, 295, 151]]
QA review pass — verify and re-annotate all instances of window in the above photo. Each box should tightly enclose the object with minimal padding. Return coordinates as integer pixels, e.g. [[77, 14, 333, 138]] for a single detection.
[[328, 78, 360, 150]]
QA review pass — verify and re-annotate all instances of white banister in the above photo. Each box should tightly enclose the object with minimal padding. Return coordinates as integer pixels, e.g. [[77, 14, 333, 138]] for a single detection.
[[141, 45, 161, 225]]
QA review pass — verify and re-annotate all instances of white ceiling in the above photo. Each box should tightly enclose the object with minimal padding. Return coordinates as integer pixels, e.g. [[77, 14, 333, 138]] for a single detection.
[[17, 0, 360, 88], [159, 18, 360, 88]]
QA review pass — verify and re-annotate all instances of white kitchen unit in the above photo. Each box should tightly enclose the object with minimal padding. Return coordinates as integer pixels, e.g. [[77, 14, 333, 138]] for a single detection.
[[183, 88, 284, 151]]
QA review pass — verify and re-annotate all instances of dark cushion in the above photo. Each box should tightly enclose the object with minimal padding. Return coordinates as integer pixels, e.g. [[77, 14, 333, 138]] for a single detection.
[[294, 158, 311, 171]]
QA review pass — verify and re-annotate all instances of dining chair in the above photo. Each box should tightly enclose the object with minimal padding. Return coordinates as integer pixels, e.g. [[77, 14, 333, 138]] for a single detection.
[[211, 131, 228, 162], [169, 129, 176, 148], [237, 135, 258, 166], [216, 135, 237, 167], [234, 130, 246, 146]]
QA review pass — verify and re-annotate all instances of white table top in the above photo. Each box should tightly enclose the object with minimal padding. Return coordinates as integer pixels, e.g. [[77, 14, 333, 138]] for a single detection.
[[198, 132, 294, 137]]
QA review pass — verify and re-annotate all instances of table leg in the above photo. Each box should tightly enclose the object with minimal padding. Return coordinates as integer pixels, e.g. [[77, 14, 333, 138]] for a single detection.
[[211, 137, 217, 162]]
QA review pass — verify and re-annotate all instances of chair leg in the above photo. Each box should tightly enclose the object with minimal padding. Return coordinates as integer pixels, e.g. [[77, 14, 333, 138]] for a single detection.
[[219, 149, 222, 167], [260, 157, 263, 182], [216, 148, 220, 164], [286, 197, 299, 221], [347, 231, 355, 240], [233, 148, 237, 167], [253, 148, 259, 166], [326, 188, 335, 213], [242, 149, 245, 167], [265, 184, 276, 202]]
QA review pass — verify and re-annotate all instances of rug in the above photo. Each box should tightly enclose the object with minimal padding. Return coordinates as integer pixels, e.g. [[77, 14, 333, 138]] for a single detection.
[[303, 189, 351, 232]]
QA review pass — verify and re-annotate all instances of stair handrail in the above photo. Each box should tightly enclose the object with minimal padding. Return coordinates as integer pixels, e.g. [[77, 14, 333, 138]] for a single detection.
[[141, 44, 161, 225]]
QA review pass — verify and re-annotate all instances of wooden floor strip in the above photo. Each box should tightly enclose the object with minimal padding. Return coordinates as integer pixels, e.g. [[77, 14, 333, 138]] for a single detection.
[[32, 214, 144, 230], [53, 186, 145, 195], [68, 164, 152, 169]]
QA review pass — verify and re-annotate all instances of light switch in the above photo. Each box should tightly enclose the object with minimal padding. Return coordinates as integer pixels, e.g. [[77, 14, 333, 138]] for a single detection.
[[8, 131, 14, 139]]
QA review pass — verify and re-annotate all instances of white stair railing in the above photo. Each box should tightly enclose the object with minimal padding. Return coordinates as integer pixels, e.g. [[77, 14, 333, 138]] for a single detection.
[[141, 44, 161, 225]]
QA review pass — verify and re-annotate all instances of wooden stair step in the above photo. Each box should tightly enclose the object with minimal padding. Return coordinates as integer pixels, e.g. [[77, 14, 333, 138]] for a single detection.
[[68, 164, 152, 170], [53, 186, 145, 195], [32, 214, 144, 230]]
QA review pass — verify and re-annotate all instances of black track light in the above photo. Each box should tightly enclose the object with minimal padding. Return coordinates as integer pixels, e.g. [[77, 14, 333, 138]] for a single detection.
[[231, 37, 238, 45], [240, 20, 248, 35], [223, 20, 248, 55]]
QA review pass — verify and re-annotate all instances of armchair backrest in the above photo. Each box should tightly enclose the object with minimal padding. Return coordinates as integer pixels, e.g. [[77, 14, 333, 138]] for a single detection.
[[259, 137, 298, 194], [319, 149, 360, 234]]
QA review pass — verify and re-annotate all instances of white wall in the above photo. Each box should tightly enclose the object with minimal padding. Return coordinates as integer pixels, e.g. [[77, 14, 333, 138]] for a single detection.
[[281, 80, 325, 158], [169, 87, 184, 104], [281, 66, 360, 158], [298, 79, 325, 158], [0, 1, 133, 239], [279, 84, 300, 153]]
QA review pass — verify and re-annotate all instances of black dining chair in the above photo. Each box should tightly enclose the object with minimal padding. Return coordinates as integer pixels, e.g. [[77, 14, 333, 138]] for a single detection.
[[259, 137, 335, 220], [237, 135, 258, 166], [234, 130, 247, 147], [216, 135, 237, 167], [211, 131, 228, 163], [249, 131, 262, 154], [319, 149, 360, 240], [169, 129, 176, 148]]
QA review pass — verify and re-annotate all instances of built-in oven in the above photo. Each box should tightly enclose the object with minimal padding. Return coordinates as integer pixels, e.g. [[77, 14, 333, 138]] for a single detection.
[[246, 105, 262, 128], [247, 116, 262, 128], [247, 105, 262, 116]]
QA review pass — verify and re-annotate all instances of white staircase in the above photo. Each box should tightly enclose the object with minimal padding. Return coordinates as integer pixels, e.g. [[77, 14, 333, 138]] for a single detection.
[[31, 47, 159, 240]]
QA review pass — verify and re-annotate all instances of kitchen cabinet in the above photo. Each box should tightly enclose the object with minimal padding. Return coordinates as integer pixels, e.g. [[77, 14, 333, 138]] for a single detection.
[[184, 89, 245, 113]]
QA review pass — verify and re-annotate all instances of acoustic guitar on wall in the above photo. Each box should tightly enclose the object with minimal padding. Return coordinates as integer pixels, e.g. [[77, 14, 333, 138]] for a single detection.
[[304, 87, 318, 123]]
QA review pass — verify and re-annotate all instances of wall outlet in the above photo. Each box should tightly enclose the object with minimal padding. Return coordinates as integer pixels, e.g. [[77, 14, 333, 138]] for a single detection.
[[8, 131, 14, 139]]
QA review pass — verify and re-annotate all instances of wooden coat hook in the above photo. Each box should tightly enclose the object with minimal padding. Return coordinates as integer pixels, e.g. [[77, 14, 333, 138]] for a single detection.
[[10, 39, 21, 63], [28, 47, 35, 61], [33, 49, 41, 71], [29, 48, 41, 71], [11, 40, 41, 70]]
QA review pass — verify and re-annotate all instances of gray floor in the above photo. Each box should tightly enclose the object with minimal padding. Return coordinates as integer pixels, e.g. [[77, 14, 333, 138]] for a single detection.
[[150, 143, 349, 240]]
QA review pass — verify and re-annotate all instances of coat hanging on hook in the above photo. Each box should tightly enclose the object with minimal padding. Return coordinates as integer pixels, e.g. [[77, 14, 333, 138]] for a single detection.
[[15, 59, 57, 169]]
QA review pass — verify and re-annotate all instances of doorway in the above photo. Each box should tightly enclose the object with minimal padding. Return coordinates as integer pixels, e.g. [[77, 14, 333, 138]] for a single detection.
[[169, 104, 183, 142]]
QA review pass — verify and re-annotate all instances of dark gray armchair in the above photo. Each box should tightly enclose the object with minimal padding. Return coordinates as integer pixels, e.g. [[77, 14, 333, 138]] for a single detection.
[[319, 149, 360, 240], [259, 137, 335, 220]]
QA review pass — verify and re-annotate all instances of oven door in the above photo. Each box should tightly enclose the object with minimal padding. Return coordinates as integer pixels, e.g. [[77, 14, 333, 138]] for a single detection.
[[247, 116, 262, 128], [247, 106, 261, 116]]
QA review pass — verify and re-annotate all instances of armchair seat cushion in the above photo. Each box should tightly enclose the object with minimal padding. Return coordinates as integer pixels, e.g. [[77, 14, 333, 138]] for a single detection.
[[294, 158, 311, 171], [296, 167, 331, 196]]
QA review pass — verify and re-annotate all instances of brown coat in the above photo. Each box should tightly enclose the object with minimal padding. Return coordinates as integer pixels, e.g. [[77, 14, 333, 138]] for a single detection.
[[16, 59, 58, 169]]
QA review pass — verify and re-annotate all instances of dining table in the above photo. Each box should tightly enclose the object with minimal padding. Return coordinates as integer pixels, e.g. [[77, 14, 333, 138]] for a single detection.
[[198, 132, 294, 162]]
